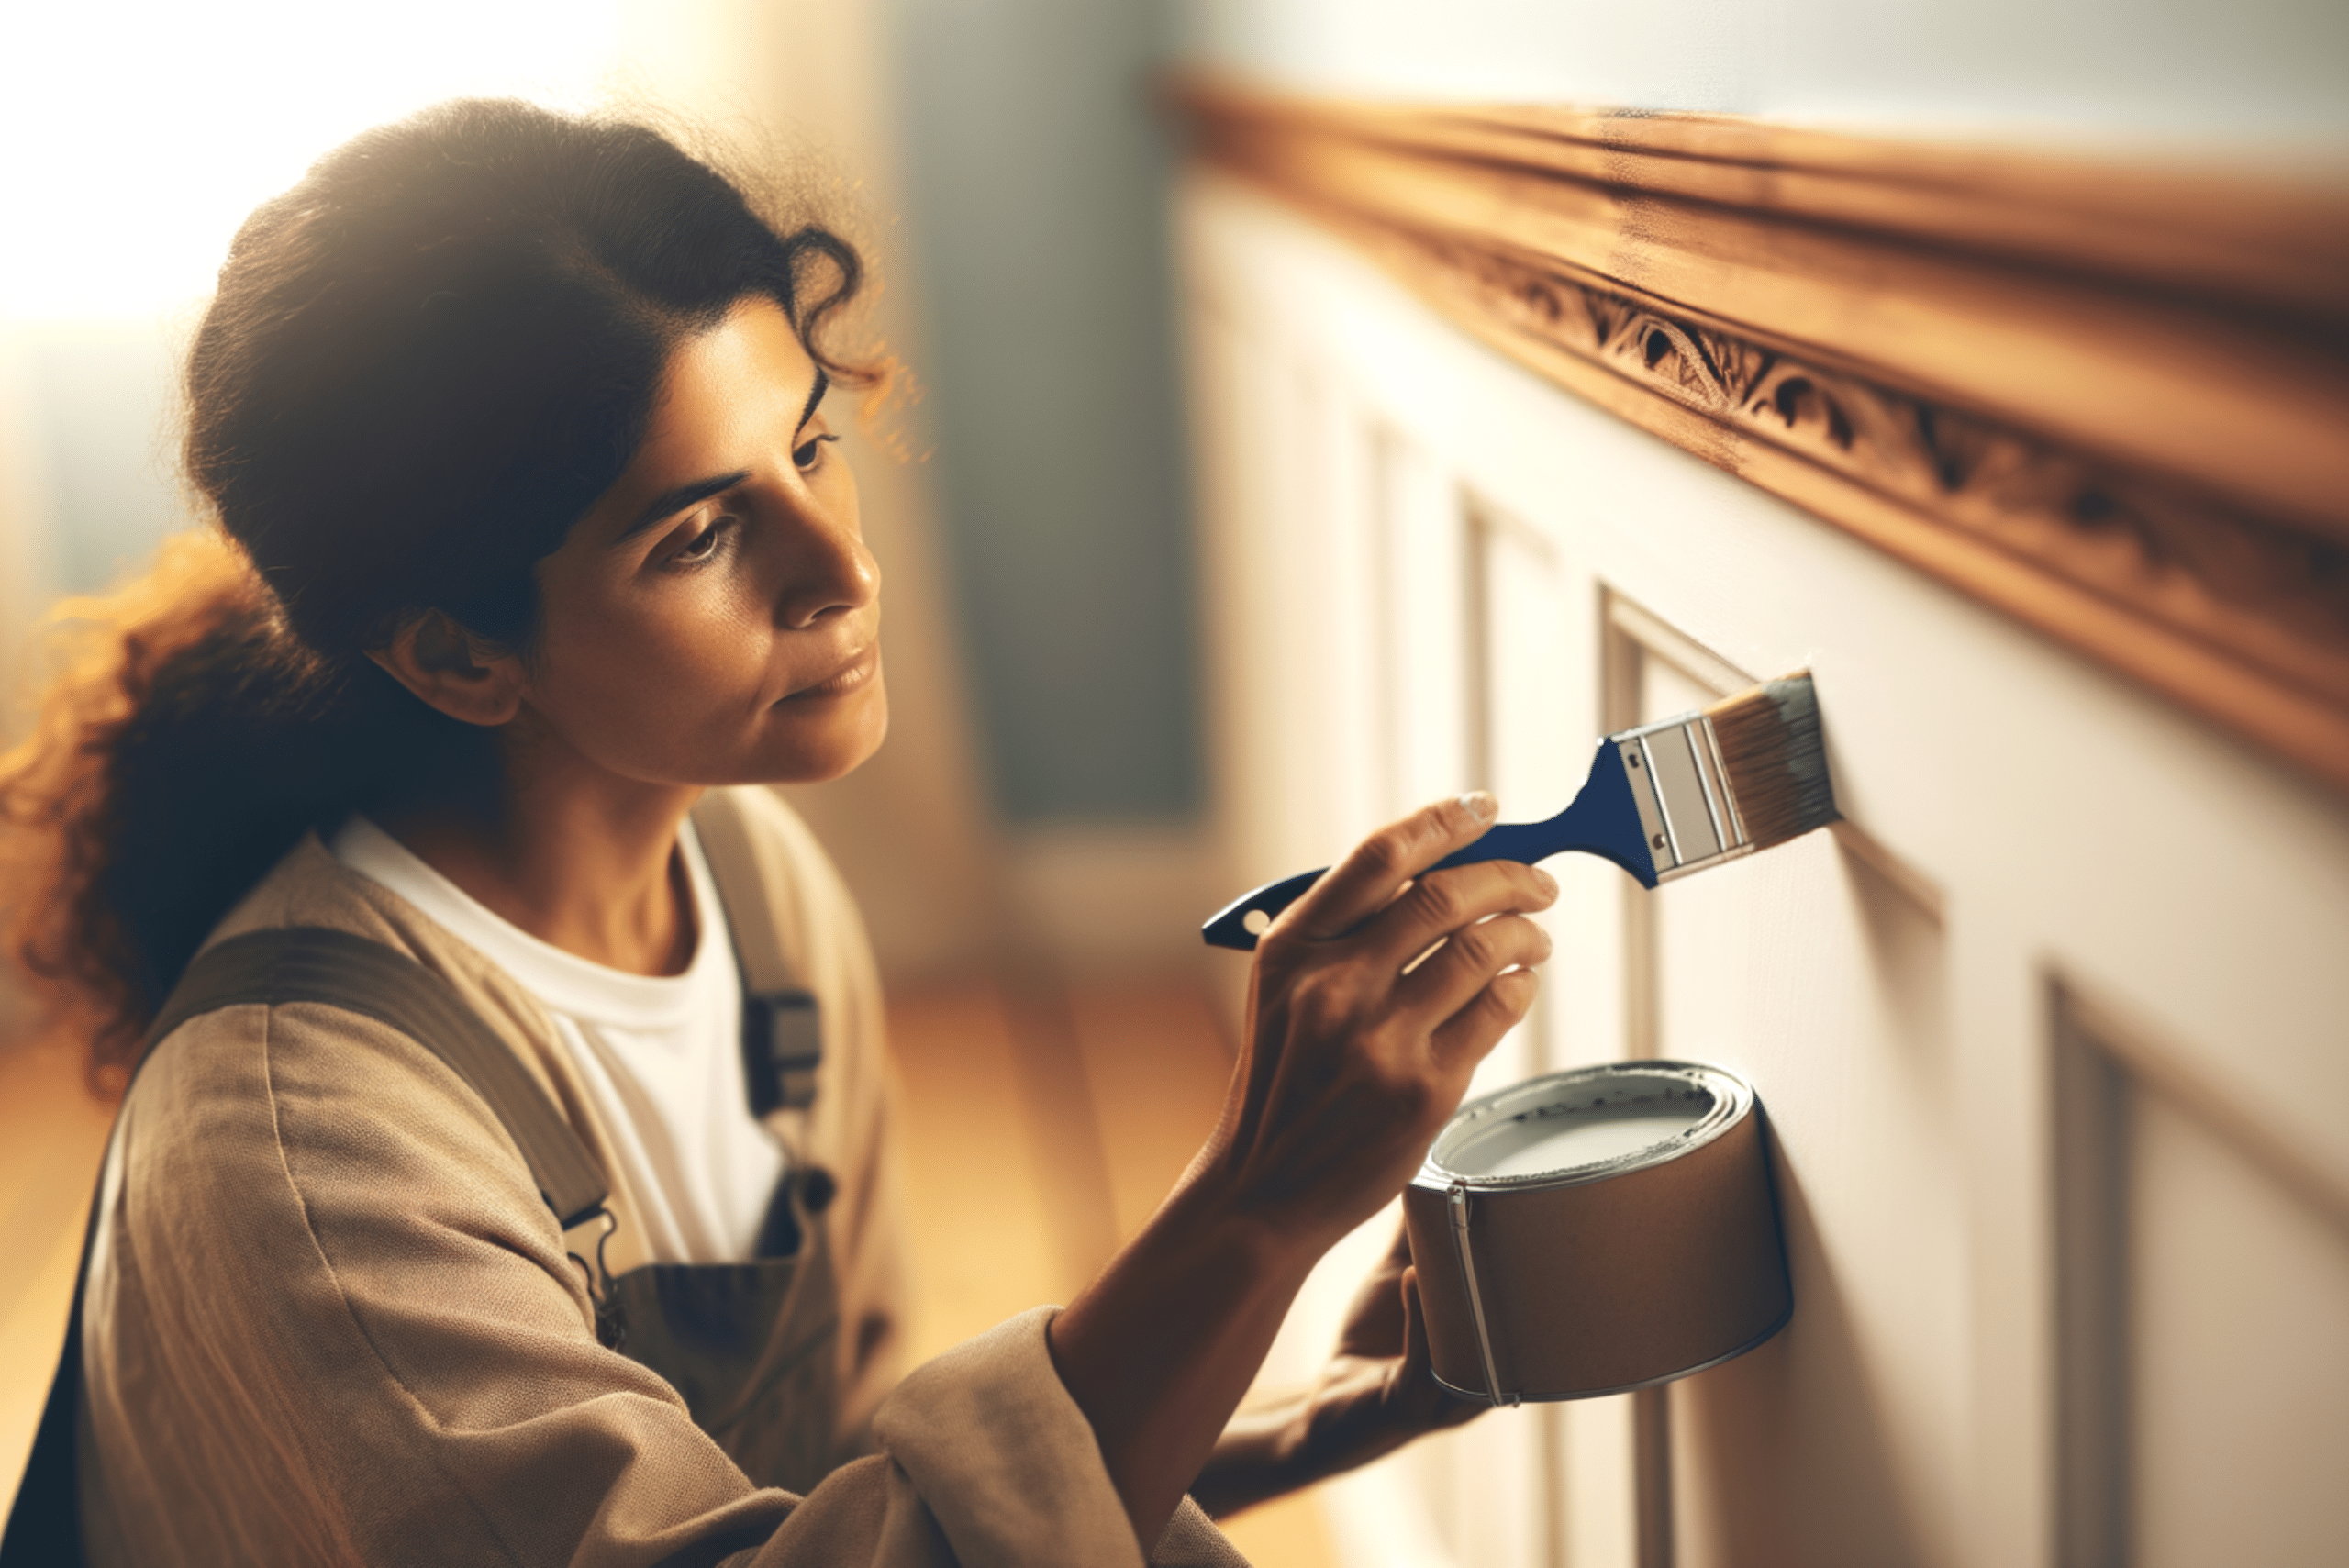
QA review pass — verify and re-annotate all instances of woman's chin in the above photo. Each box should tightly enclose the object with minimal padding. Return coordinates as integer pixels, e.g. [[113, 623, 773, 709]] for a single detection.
[[758, 685, 888, 785]]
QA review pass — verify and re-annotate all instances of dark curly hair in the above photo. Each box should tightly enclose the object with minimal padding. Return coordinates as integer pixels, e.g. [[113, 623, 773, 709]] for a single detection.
[[0, 98, 884, 1089]]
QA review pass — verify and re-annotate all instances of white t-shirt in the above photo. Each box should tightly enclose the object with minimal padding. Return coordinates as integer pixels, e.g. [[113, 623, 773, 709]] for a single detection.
[[329, 814, 786, 1265]]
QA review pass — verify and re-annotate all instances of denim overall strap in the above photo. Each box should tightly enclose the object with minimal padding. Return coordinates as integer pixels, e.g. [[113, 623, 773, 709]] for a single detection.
[[692, 794, 824, 1118]]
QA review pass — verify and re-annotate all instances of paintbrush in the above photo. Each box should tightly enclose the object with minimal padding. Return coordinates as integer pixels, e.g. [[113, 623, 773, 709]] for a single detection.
[[1202, 672, 1838, 950]]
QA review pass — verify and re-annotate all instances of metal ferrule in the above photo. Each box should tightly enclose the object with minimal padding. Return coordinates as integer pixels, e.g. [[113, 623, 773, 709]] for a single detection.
[[1614, 712, 1753, 883]]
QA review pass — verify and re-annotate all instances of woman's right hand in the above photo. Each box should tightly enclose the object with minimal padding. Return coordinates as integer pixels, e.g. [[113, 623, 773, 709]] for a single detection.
[[1045, 792, 1556, 1548], [1206, 789, 1559, 1251]]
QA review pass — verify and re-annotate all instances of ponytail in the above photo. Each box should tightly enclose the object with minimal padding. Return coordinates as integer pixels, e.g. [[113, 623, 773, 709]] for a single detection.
[[4, 532, 286, 1087], [0, 531, 493, 1088]]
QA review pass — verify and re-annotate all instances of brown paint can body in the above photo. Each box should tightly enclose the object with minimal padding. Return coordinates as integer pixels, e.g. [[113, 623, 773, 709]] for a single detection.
[[1402, 1061, 1790, 1404]]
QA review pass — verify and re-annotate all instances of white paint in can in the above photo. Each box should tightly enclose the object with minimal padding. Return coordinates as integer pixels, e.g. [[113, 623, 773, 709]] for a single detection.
[[1460, 1111, 1701, 1178]]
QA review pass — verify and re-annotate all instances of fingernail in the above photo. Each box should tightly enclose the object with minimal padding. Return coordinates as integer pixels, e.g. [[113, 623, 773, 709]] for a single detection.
[[1534, 867, 1558, 898], [1458, 791, 1497, 822]]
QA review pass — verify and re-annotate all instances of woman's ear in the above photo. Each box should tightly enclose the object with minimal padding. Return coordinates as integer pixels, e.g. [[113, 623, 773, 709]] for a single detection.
[[366, 611, 528, 728]]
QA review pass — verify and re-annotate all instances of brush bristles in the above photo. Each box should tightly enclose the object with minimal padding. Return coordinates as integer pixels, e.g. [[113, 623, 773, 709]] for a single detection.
[[1705, 672, 1839, 851]]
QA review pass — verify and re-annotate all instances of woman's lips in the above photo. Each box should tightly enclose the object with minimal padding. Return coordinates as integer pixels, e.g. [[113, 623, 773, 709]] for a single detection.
[[781, 643, 879, 702]]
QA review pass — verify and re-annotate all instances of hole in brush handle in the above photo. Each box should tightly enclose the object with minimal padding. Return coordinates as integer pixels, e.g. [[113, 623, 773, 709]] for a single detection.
[[1208, 819, 1581, 951], [1201, 867, 1329, 950]]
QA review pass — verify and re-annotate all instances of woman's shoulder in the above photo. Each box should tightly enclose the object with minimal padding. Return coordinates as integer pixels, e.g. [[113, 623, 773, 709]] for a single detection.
[[205, 827, 443, 958], [126, 884, 554, 1217], [107, 952, 575, 1371], [122, 970, 551, 1227], [138, 829, 471, 1107], [135, 827, 583, 1190]]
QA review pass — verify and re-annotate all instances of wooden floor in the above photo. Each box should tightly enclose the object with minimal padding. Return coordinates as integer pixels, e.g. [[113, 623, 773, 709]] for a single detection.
[[0, 978, 1337, 1563]]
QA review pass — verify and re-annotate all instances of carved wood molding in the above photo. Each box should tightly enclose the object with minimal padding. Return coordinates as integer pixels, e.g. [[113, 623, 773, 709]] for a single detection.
[[1174, 80, 2349, 792]]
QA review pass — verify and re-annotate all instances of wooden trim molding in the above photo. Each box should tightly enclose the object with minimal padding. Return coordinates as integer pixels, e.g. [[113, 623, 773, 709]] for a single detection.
[[1174, 80, 2349, 791]]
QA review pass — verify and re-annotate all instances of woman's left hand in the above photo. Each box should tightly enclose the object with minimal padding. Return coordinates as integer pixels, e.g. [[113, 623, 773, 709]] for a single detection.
[[1190, 1218, 1485, 1518]]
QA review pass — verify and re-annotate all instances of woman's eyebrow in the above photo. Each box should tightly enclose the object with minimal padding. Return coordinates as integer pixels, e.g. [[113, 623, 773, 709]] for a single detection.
[[796, 366, 829, 433], [611, 368, 826, 546], [615, 471, 751, 544]]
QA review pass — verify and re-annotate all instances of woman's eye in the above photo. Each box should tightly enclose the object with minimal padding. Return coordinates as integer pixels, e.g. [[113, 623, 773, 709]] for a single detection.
[[664, 516, 734, 569], [794, 433, 839, 472]]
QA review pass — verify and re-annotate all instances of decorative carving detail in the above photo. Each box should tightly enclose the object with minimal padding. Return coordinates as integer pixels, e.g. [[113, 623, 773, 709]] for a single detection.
[[1421, 233, 2349, 710]]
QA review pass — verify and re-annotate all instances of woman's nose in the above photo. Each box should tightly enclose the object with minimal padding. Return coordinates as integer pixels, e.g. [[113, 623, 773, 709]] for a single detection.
[[774, 508, 879, 630]]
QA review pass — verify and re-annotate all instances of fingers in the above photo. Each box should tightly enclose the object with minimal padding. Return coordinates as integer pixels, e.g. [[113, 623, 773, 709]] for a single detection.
[[1399, 906, 1551, 1021], [1281, 793, 1500, 942], [1363, 859, 1557, 971], [1429, 966, 1542, 1071]]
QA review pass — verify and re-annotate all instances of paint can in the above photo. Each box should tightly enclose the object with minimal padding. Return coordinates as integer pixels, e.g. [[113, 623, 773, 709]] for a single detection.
[[1402, 1061, 1791, 1405]]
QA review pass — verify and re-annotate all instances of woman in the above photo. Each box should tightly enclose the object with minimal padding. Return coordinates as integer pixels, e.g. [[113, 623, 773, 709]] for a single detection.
[[0, 100, 1556, 1566]]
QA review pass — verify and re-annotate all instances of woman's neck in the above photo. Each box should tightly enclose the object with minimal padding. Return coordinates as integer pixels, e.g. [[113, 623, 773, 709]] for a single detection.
[[373, 717, 703, 977]]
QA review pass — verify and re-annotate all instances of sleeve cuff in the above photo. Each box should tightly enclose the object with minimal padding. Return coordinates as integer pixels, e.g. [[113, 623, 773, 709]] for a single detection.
[[873, 1307, 1243, 1568]]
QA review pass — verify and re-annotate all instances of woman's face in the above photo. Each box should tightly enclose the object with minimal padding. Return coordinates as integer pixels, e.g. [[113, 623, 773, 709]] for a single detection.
[[519, 296, 886, 787]]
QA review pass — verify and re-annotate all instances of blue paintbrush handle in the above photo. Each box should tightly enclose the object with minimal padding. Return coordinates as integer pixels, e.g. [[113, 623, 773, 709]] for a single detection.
[[1201, 740, 1658, 951]]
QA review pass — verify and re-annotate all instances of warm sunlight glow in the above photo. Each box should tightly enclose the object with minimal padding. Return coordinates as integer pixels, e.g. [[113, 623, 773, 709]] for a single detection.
[[0, 2, 625, 321]]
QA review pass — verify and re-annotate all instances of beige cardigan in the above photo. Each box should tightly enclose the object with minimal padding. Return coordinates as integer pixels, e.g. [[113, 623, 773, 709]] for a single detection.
[[77, 787, 1243, 1567]]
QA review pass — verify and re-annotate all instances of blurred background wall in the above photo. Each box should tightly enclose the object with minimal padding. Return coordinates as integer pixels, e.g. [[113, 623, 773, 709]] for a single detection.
[[889, 0, 1197, 828]]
